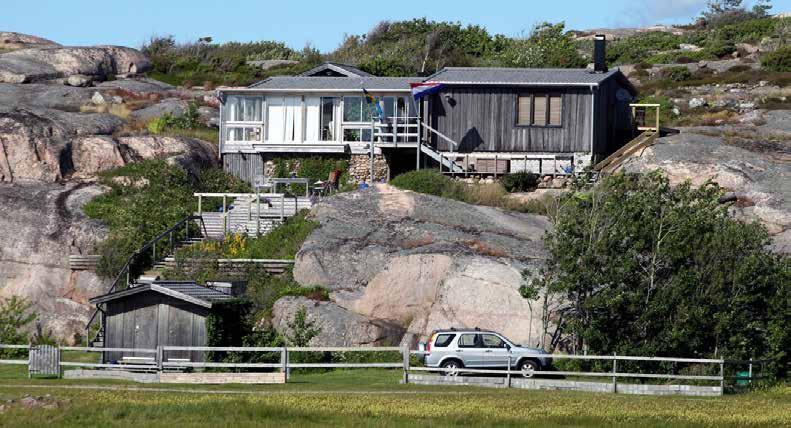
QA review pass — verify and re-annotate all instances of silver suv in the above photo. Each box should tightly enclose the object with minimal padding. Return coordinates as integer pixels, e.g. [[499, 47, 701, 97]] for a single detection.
[[421, 329, 552, 378]]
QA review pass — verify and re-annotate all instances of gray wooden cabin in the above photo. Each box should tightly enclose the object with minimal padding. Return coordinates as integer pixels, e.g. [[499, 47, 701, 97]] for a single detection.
[[422, 67, 637, 165], [89, 281, 234, 363]]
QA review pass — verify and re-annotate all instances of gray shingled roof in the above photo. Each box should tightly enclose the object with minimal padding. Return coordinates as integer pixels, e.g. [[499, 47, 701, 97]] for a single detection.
[[249, 76, 421, 91], [424, 67, 627, 87], [89, 281, 234, 308], [299, 62, 373, 77]]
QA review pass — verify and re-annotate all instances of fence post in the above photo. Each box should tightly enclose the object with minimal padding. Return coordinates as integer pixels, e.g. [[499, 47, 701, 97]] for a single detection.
[[506, 355, 512, 388], [402, 344, 410, 384], [719, 360, 725, 394], [612, 353, 617, 394], [280, 347, 289, 382], [748, 358, 753, 385], [157, 346, 163, 373]]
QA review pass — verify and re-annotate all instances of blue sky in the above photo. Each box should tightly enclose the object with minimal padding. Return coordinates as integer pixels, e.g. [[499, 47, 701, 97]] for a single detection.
[[3, 0, 788, 52]]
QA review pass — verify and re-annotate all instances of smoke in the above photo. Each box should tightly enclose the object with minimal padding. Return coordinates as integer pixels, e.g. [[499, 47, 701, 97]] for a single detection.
[[615, 0, 709, 27]]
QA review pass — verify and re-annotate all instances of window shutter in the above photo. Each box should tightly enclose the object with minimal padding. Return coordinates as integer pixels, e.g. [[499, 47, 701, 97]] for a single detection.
[[549, 95, 562, 126], [533, 95, 547, 125], [517, 96, 531, 125]]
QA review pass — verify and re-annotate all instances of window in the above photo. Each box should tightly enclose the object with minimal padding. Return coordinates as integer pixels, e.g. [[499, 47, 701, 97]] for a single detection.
[[320, 97, 337, 141], [433, 334, 456, 348], [343, 96, 377, 123], [516, 94, 562, 127], [226, 127, 262, 142], [225, 95, 263, 122], [342, 128, 372, 142], [481, 334, 507, 348], [458, 334, 480, 348]]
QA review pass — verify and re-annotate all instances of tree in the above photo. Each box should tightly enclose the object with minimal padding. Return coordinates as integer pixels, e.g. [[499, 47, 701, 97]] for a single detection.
[[538, 172, 789, 376], [498, 22, 586, 69], [286, 307, 321, 347], [0, 296, 36, 358]]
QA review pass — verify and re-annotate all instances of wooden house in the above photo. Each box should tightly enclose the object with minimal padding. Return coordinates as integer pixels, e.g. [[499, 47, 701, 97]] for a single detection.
[[217, 35, 638, 182], [88, 281, 234, 362]]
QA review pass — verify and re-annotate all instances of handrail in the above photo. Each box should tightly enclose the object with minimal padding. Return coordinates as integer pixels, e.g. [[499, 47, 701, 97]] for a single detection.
[[420, 121, 458, 148], [85, 215, 208, 343]]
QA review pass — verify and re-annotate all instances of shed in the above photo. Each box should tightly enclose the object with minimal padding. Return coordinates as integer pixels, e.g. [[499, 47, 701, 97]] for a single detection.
[[89, 281, 234, 362]]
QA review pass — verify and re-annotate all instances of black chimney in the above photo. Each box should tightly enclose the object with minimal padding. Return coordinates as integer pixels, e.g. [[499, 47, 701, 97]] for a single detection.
[[593, 34, 607, 73]]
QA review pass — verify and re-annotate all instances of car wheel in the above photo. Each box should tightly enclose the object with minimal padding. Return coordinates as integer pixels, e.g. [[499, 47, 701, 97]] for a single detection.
[[441, 360, 462, 377], [519, 360, 538, 378]]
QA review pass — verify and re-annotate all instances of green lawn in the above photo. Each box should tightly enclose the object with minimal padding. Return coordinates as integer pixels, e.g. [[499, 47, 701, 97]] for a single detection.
[[0, 367, 789, 427]]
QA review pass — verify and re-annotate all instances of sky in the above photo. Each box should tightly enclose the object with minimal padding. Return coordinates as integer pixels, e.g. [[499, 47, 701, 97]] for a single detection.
[[2, 0, 789, 52]]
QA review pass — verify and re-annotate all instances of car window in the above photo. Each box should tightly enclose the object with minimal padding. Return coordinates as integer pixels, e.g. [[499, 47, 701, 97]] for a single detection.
[[481, 334, 506, 348], [457, 334, 479, 348], [433, 334, 455, 347]]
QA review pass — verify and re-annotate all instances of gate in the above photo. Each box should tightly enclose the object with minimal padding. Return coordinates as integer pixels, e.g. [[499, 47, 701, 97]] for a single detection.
[[29, 345, 60, 378]]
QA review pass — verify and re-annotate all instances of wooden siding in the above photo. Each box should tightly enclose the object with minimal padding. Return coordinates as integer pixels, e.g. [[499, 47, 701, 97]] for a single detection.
[[105, 292, 209, 362], [593, 78, 635, 157], [429, 86, 593, 153], [223, 153, 266, 184]]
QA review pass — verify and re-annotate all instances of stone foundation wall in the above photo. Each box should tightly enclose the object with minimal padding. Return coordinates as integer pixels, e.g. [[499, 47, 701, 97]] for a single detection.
[[348, 154, 388, 183]]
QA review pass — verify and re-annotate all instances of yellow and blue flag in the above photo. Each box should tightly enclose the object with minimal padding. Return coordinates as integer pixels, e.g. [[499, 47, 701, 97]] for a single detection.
[[362, 87, 384, 120]]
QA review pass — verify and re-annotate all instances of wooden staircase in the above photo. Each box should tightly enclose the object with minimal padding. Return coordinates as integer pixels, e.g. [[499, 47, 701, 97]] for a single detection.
[[593, 130, 658, 174]]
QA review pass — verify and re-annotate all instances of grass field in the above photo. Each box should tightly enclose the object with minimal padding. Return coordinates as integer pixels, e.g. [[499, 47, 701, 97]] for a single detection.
[[0, 364, 789, 427]]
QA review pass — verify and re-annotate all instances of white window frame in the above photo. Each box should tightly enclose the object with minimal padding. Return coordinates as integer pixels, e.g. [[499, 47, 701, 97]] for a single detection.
[[224, 95, 265, 143]]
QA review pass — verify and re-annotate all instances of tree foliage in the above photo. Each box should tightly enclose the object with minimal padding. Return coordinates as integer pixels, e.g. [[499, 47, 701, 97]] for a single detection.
[[536, 172, 789, 376], [0, 296, 36, 358], [497, 23, 586, 68]]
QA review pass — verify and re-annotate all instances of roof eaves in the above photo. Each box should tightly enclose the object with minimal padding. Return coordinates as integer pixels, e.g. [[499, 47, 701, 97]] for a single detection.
[[88, 284, 213, 308]]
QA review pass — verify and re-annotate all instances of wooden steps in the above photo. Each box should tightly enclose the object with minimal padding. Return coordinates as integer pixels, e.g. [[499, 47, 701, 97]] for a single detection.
[[594, 130, 658, 174]]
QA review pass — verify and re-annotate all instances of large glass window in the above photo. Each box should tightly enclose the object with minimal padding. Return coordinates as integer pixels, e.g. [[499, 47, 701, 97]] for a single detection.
[[458, 334, 479, 348], [343, 96, 377, 123], [481, 334, 507, 348], [225, 95, 263, 122]]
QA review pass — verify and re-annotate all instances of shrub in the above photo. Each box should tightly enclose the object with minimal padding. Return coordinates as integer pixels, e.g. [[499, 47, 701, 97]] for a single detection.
[[0, 296, 36, 358], [661, 66, 693, 82], [727, 64, 752, 73], [501, 172, 539, 192], [389, 169, 453, 197], [537, 171, 790, 376], [761, 46, 791, 72]]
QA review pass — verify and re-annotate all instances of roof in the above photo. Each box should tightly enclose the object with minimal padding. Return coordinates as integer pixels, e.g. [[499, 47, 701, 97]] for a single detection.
[[298, 62, 373, 77], [248, 76, 422, 91], [424, 67, 637, 94], [89, 281, 234, 308]]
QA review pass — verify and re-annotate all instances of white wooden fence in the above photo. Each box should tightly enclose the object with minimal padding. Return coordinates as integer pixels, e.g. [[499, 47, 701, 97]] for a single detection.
[[0, 343, 767, 395]]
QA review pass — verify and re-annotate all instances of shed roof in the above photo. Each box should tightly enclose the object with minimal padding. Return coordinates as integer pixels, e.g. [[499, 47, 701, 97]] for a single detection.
[[298, 62, 373, 77], [248, 76, 422, 91], [89, 281, 234, 308], [424, 67, 637, 94]]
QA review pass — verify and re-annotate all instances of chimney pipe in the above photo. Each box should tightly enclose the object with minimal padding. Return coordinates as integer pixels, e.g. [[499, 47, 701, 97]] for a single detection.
[[593, 34, 607, 73]]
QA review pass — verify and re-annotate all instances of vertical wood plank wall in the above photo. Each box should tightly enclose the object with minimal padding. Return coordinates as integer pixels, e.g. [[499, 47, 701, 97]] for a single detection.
[[105, 293, 209, 362]]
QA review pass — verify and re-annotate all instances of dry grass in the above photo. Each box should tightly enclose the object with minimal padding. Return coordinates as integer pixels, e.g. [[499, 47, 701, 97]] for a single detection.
[[464, 239, 508, 257], [79, 103, 134, 120], [677, 110, 742, 126], [400, 234, 435, 249]]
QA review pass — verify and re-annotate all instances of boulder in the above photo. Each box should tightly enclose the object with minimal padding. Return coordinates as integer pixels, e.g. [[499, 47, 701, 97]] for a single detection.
[[117, 135, 219, 175], [0, 32, 59, 50], [272, 296, 405, 346], [287, 184, 552, 347], [70, 136, 125, 178], [620, 113, 791, 253], [688, 97, 707, 109], [0, 46, 150, 83], [129, 99, 187, 122], [0, 182, 109, 343], [65, 74, 92, 87]]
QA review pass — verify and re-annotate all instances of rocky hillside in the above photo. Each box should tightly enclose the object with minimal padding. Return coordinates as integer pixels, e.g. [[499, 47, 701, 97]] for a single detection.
[[272, 184, 552, 348], [0, 34, 220, 343]]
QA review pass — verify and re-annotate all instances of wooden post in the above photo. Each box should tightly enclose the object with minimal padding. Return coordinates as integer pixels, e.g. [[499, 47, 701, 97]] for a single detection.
[[402, 344, 410, 384], [256, 189, 261, 237], [157, 346, 163, 373], [152, 242, 156, 263], [370, 120, 375, 183], [612, 353, 617, 393], [719, 360, 725, 394], [198, 195, 202, 216], [655, 105, 660, 132], [280, 195, 285, 222], [748, 358, 753, 385], [280, 347, 289, 382], [494, 154, 498, 179]]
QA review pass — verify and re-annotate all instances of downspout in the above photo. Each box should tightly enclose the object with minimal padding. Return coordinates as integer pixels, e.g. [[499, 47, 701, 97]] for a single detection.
[[589, 84, 596, 161]]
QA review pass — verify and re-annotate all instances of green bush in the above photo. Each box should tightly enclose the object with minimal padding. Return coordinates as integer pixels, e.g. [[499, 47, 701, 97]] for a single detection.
[[500, 172, 539, 192], [389, 169, 453, 197], [537, 171, 790, 377], [0, 296, 36, 358], [661, 66, 693, 82], [606, 31, 686, 64], [761, 46, 791, 72]]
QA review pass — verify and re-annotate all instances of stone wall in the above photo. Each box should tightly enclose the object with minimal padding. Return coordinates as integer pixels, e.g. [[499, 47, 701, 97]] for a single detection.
[[348, 154, 388, 183]]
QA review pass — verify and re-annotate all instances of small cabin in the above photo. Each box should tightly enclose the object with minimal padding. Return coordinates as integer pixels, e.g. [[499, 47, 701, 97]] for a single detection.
[[89, 281, 234, 362]]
